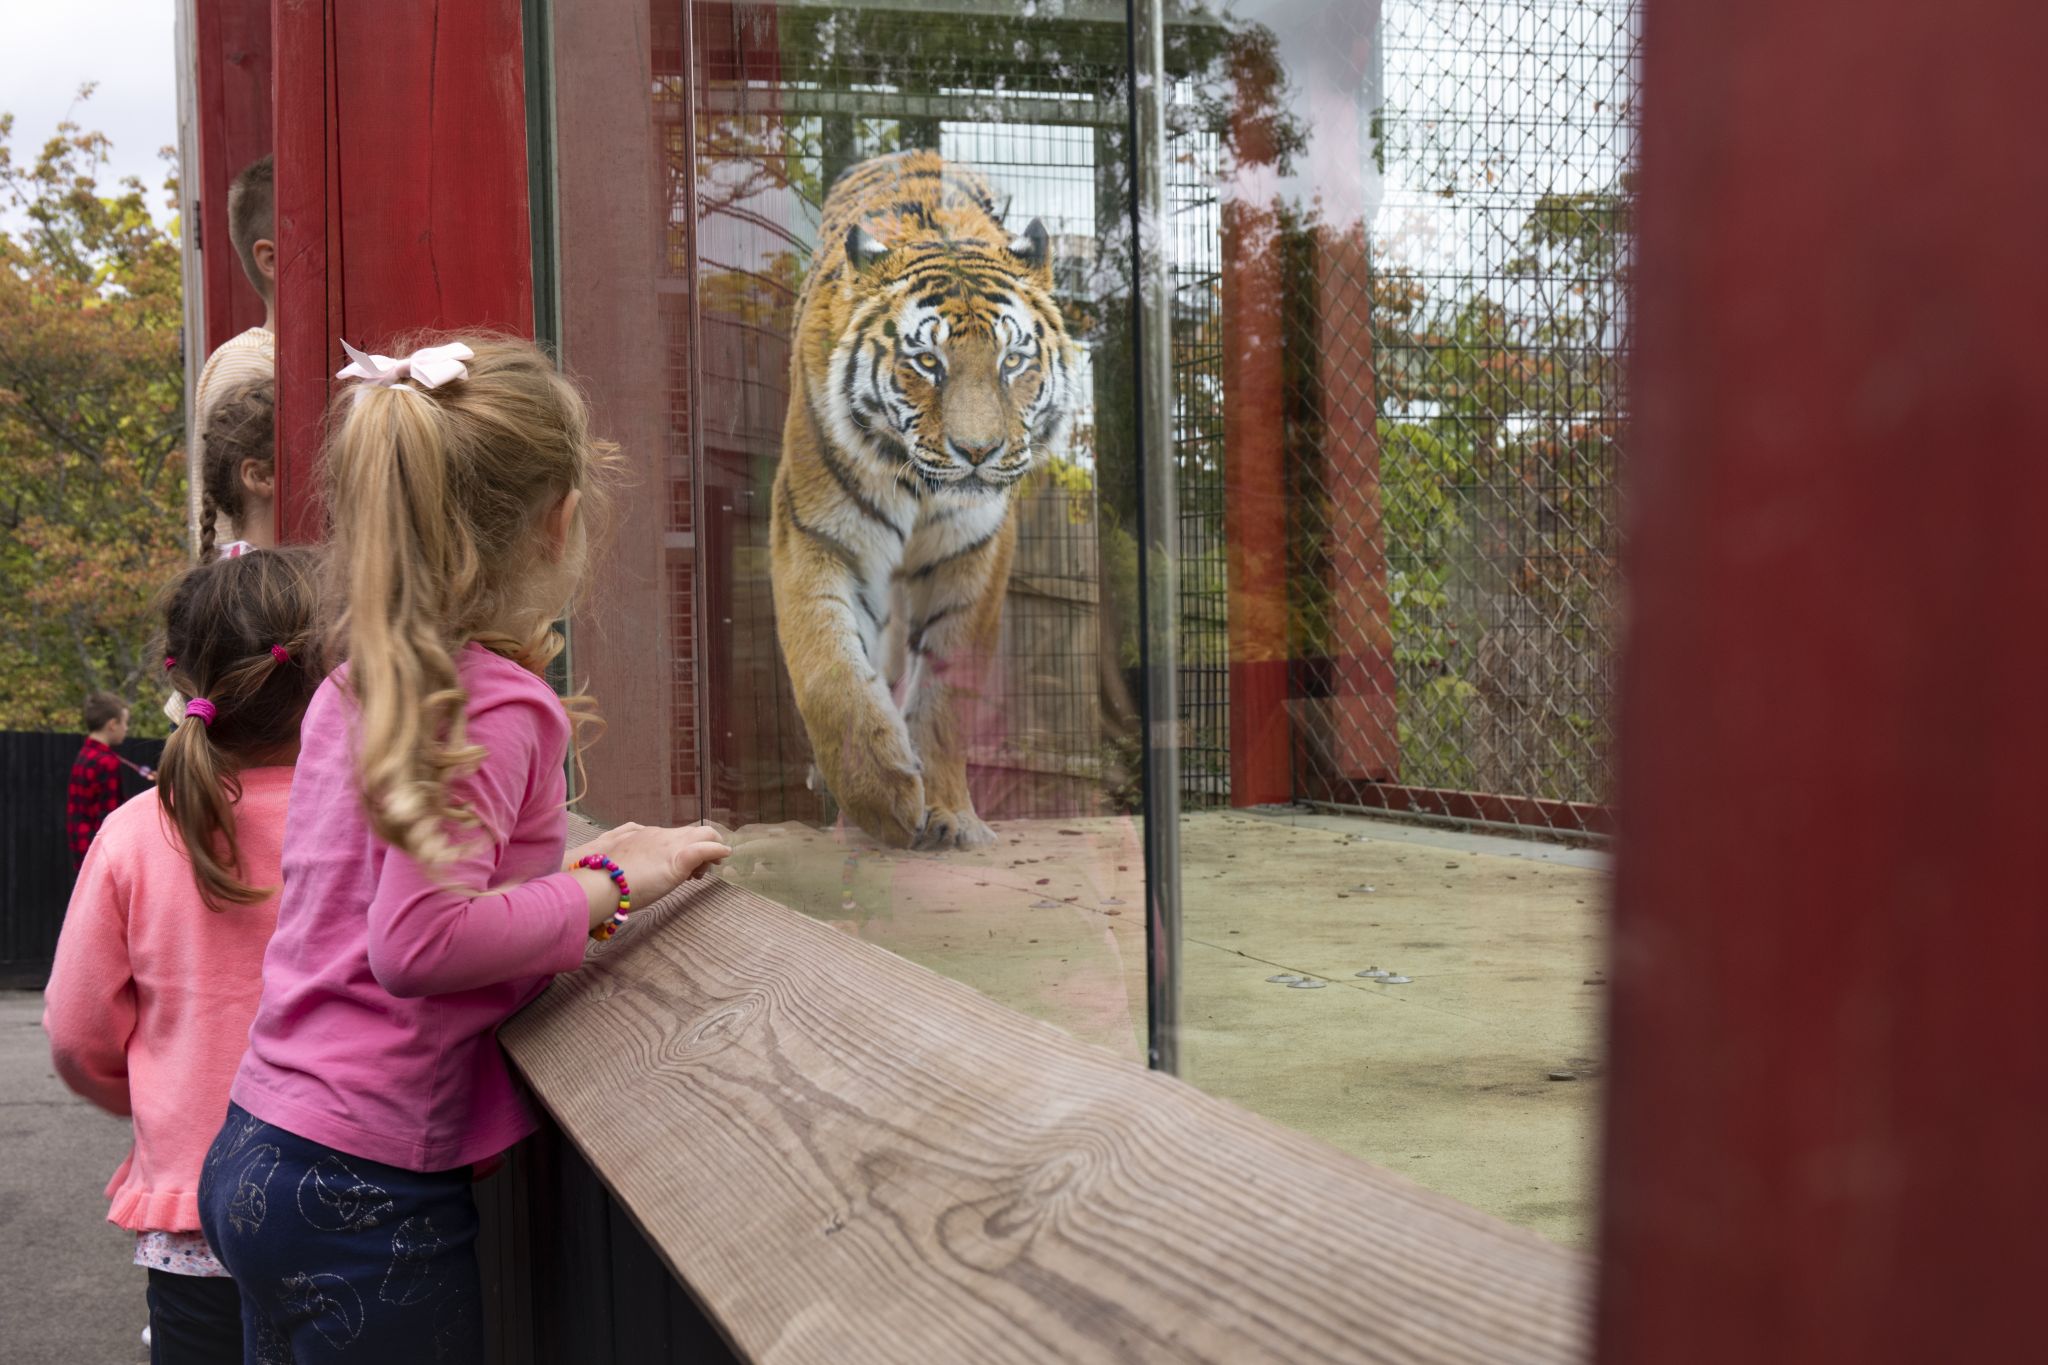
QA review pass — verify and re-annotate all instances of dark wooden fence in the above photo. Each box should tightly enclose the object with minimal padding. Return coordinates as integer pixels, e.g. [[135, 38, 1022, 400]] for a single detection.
[[1, 731, 164, 988]]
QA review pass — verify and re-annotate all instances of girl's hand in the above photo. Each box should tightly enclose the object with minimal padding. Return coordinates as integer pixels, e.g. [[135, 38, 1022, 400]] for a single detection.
[[569, 824, 732, 932]]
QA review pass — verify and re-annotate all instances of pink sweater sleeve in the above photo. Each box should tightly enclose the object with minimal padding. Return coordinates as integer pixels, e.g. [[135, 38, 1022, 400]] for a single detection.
[[43, 835, 138, 1117], [364, 697, 589, 999]]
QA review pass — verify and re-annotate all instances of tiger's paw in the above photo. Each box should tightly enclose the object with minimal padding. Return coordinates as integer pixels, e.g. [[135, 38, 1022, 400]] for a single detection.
[[835, 759, 927, 849], [916, 806, 996, 851]]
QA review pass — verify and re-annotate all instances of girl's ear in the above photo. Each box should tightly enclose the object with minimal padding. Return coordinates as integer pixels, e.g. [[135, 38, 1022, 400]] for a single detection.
[[544, 488, 584, 562], [241, 458, 276, 502]]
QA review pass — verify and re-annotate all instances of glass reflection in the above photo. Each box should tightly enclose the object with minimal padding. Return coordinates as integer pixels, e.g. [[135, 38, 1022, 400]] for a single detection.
[[560, 0, 1634, 1245]]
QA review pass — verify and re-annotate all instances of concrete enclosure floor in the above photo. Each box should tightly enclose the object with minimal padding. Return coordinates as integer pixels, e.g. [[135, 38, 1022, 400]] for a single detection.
[[725, 807, 1609, 1248]]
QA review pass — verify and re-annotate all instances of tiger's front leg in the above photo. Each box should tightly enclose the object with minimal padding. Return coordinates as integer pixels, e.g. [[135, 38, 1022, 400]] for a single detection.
[[770, 482, 927, 849], [900, 518, 1015, 851]]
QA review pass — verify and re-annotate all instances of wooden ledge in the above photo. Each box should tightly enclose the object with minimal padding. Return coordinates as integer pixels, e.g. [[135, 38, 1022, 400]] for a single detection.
[[501, 826, 1590, 1364]]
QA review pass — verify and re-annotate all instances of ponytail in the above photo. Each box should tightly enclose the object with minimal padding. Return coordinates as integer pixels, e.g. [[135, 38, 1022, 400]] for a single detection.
[[159, 705, 257, 908], [155, 548, 323, 911], [321, 335, 615, 869], [330, 386, 487, 867]]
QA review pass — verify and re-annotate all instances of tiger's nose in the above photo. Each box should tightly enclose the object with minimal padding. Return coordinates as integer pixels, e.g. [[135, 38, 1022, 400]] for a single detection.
[[948, 436, 1005, 466]]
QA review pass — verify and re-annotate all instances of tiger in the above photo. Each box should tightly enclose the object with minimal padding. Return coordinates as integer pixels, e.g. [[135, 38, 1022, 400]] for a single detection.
[[770, 149, 1078, 850]]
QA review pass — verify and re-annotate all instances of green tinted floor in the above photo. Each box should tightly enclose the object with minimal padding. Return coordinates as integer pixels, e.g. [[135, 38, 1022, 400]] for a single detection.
[[722, 807, 1608, 1248]]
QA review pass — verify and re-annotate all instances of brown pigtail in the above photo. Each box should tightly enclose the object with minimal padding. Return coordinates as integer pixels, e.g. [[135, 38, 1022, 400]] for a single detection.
[[154, 548, 323, 911], [159, 705, 251, 908], [199, 489, 220, 563]]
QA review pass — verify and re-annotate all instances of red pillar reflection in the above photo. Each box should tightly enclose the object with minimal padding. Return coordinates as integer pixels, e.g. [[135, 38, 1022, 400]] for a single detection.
[[1220, 45, 1294, 807], [1221, 14, 1396, 806]]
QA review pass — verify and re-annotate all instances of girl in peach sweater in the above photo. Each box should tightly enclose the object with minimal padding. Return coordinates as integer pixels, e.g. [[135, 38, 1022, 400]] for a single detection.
[[46, 547, 322, 1364]]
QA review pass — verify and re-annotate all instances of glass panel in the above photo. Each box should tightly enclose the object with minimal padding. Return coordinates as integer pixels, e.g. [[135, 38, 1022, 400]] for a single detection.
[[558, 0, 1181, 1062], [1173, 0, 1636, 1247], [693, 0, 1170, 1058], [550, 0, 1633, 1245]]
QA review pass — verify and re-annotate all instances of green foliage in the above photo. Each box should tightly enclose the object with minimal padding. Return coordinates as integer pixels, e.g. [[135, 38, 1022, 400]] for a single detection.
[[1365, 187, 1627, 798], [0, 95, 189, 735]]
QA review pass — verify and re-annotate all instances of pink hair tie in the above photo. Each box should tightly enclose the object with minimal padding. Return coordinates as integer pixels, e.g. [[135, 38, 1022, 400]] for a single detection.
[[271, 645, 291, 664], [164, 656, 176, 671], [184, 698, 217, 727]]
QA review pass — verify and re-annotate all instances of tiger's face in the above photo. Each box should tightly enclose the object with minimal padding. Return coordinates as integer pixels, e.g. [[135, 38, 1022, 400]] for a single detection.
[[832, 220, 1075, 498]]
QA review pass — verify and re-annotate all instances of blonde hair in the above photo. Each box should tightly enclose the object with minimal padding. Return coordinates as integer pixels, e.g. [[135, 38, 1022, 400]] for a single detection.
[[322, 334, 613, 868], [157, 548, 323, 910]]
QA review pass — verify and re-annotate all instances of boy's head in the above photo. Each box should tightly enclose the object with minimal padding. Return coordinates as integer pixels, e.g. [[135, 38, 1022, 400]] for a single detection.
[[227, 155, 276, 302], [84, 691, 129, 743]]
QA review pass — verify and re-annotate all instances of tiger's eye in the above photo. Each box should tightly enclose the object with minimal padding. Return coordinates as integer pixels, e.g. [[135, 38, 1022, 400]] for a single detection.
[[915, 354, 940, 373], [1002, 354, 1023, 372]]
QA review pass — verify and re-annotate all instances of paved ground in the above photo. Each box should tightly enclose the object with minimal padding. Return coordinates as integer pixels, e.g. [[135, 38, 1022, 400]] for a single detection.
[[726, 807, 1610, 1247], [0, 991, 151, 1363]]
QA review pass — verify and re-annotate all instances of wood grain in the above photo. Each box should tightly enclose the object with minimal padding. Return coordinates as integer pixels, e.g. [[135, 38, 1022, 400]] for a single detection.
[[274, 0, 535, 544], [194, 0, 271, 352], [502, 818, 1589, 1364], [271, 0, 337, 544]]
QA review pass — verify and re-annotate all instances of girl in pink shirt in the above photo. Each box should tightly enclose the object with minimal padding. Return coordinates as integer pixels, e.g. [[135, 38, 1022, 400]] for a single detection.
[[198, 336, 727, 1364], [46, 547, 323, 1364]]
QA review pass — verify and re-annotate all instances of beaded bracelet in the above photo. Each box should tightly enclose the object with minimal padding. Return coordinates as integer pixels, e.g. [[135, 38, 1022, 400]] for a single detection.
[[578, 853, 632, 941]]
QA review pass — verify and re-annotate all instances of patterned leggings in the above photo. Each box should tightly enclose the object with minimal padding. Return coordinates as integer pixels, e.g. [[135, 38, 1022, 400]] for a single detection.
[[197, 1104, 483, 1365]]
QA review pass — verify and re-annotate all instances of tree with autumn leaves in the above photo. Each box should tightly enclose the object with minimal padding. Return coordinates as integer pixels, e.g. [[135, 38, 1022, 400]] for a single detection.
[[0, 94, 189, 735]]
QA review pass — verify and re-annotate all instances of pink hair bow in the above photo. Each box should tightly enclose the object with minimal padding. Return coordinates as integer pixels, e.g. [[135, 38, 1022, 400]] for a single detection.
[[335, 339, 475, 390]]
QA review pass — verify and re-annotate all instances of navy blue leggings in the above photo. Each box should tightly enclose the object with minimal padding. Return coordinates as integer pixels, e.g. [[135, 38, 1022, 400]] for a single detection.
[[196, 1104, 483, 1365]]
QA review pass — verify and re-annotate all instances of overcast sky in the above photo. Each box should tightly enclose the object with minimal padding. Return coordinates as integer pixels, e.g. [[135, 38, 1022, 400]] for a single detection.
[[2, 0, 180, 225]]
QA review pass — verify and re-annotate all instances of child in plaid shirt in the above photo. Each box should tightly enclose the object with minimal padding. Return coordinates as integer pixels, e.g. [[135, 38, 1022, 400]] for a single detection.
[[67, 692, 131, 868]]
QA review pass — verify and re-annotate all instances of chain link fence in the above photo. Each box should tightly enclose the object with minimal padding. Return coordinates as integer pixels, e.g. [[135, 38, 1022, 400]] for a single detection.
[[1281, 0, 1639, 832]]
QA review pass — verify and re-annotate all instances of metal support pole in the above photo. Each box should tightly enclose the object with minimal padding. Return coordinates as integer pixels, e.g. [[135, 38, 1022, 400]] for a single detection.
[[1127, 0, 1182, 1074]]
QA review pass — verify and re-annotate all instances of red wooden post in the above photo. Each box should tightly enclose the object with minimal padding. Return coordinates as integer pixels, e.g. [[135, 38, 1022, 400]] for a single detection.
[[271, 0, 336, 543], [1600, 1, 2048, 1360], [194, 0, 273, 351], [271, 0, 534, 543]]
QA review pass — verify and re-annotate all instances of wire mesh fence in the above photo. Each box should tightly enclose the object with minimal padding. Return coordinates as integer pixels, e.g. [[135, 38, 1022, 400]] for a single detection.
[[1168, 119, 1231, 809], [1284, 0, 1639, 832], [655, 0, 1637, 835]]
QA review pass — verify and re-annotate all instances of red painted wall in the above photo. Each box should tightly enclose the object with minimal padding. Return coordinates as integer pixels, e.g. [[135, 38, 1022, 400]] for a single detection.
[[195, 0, 273, 352], [1599, 1, 2048, 1359], [272, 0, 534, 542]]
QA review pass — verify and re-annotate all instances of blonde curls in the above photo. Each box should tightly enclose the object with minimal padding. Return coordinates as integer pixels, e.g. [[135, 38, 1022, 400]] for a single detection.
[[321, 334, 615, 868]]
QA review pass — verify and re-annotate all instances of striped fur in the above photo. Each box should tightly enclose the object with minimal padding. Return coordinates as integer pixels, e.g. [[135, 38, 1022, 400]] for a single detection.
[[770, 150, 1077, 849]]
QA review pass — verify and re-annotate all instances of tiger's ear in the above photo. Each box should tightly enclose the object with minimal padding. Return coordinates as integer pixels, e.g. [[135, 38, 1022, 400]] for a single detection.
[[847, 225, 890, 274], [1008, 218, 1052, 281]]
